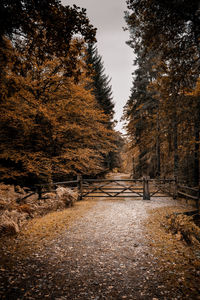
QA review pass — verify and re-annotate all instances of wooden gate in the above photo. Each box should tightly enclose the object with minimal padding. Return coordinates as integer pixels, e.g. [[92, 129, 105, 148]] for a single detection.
[[79, 177, 176, 200], [34, 176, 178, 201], [149, 178, 177, 199], [80, 178, 150, 200]]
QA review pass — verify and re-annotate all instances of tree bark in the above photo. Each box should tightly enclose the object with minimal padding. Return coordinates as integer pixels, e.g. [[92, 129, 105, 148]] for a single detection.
[[173, 99, 179, 178], [194, 97, 200, 186], [156, 111, 161, 177]]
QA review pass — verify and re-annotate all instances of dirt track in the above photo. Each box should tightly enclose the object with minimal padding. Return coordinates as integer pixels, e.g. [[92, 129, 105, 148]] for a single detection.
[[0, 174, 199, 299]]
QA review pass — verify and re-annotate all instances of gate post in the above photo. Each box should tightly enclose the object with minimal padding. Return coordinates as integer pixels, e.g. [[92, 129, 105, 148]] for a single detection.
[[77, 175, 83, 200], [143, 176, 150, 200]]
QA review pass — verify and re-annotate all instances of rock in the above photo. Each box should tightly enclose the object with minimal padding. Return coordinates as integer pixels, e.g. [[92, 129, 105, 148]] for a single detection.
[[17, 204, 33, 216], [0, 183, 20, 204], [0, 200, 8, 210], [15, 191, 39, 205], [42, 192, 57, 200], [25, 193, 39, 203], [0, 183, 78, 236], [15, 185, 26, 195], [2, 210, 20, 224], [0, 208, 30, 235], [0, 184, 14, 192], [0, 210, 20, 235], [0, 219, 19, 235], [56, 187, 78, 207]]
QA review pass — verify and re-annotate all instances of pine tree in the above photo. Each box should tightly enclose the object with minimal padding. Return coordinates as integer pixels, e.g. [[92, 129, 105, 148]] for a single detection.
[[85, 43, 117, 171], [86, 43, 114, 120], [123, 0, 200, 183], [123, 49, 159, 177]]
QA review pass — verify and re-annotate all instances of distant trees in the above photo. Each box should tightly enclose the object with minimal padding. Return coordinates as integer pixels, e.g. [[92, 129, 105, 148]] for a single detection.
[[123, 50, 158, 177], [0, 2, 119, 185], [123, 0, 200, 185]]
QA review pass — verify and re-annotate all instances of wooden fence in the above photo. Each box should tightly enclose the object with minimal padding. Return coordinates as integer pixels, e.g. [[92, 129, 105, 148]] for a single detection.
[[154, 177, 199, 209], [20, 175, 199, 210], [177, 184, 199, 209]]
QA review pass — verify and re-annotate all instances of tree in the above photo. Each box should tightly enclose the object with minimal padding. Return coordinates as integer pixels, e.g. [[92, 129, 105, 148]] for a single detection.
[[0, 1, 96, 48], [85, 43, 116, 170], [124, 0, 200, 183], [0, 1, 96, 84], [0, 40, 115, 184], [0, 1, 119, 185], [123, 49, 159, 177], [86, 43, 114, 119], [126, 0, 200, 86]]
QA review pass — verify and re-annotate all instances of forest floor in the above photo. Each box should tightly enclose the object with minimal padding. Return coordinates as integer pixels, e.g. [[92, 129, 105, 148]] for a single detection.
[[0, 173, 200, 299]]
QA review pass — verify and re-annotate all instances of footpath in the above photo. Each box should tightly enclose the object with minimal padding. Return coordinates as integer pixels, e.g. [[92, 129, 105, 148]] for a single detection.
[[0, 174, 199, 299]]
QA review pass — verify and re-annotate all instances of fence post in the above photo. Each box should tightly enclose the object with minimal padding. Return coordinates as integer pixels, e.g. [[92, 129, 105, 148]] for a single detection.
[[173, 176, 178, 199], [37, 186, 42, 199], [197, 186, 200, 211], [77, 175, 83, 200], [143, 176, 150, 200]]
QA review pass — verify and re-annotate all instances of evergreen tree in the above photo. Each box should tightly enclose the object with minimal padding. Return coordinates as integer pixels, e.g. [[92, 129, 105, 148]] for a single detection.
[[123, 50, 159, 177], [126, 0, 200, 88], [85, 43, 117, 171], [124, 0, 200, 184], [86, 43, 114, 120]]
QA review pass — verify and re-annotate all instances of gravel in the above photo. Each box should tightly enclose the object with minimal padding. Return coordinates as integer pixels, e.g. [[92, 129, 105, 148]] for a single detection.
[[0, 174, 194, 299]]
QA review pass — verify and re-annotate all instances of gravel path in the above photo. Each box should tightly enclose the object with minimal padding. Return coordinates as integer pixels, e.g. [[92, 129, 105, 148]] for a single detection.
[[0, 175, 190, 299]]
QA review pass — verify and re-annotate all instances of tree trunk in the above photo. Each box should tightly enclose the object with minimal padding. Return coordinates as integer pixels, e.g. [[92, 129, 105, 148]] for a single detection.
[[156, 111, 161, 177], [194, 97, 200, 186], [193, 17, 200, 186], [173, 101, 179, 178]]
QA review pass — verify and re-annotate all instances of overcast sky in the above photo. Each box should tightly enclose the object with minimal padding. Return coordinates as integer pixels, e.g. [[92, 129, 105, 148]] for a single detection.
[[62, 0, 135, 133]]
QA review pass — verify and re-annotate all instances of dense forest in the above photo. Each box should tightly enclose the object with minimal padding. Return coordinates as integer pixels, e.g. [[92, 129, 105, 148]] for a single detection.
[[1, 0, 199, 187], [123, 0, 200, 186], [0, 0, 122, 186]]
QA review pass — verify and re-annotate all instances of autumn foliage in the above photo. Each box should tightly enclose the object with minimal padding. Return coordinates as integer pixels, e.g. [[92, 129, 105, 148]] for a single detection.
[[0, 10, 116, 185]]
